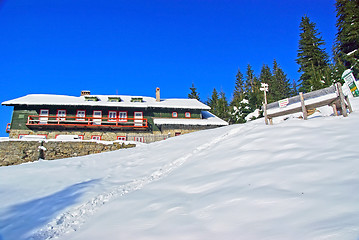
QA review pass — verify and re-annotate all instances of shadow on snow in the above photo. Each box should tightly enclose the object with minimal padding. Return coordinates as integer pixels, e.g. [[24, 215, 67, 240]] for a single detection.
[[0, 179, 100, 240]]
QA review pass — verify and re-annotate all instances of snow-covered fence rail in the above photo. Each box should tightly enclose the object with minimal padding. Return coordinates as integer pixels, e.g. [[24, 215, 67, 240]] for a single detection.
[[264, 83, 352, 124]]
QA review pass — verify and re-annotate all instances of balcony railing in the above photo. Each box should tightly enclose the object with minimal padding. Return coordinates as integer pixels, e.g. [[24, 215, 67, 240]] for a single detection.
[[26, 115, 148, 129]]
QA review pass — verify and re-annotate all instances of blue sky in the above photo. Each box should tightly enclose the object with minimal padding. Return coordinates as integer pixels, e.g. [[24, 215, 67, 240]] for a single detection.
[[0, 0, 337, 137]]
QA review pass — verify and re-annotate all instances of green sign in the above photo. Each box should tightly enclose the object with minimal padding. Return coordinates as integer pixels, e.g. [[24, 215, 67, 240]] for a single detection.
[[342, 69, 359, 97]]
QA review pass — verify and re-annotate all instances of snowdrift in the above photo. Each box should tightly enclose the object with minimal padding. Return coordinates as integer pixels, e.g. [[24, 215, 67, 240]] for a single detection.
[[1, 98, 359, 240]]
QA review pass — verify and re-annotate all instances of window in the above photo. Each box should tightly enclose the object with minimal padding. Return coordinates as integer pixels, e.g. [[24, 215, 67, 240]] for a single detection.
[[175, 132, 181, 136], [57, 110, 66, 121], [78, 135, 84, 140], [18, 134, 28, 139], [172, 112, 178, 118], [85, 96, 99, 101], [134, 136, 144, 142], [76, 110, 86, 121], [119, 111, 128, 122], [93, 111, 102, 125], [117, 136, 126, 141], [108, 97, 122, 102], [134, 112, 143, 126], [185, 112, 191, 118], [39, 109, 49, 124], [131, 97, 143, 102], [108, 111, 117, 122], [91, 135, 101, 140]]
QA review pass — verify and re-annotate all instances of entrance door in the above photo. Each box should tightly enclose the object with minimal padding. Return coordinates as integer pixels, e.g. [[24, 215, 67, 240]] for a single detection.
[[93, 111, 102, 125], [134, 112, 143, 126], [39, 109, 49, 124]]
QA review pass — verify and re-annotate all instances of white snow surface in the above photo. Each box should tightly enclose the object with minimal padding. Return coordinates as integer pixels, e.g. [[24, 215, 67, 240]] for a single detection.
[[1, 98, 359, 240], [2, 94, 210, 110]]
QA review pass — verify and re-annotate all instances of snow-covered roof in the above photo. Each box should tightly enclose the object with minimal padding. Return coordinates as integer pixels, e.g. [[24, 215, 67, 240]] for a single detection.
[[2, 94, 210, 110], [154, 111, 228, 126]]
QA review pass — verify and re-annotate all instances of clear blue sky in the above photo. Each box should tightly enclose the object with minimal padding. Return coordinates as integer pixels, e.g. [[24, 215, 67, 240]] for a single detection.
[[0, 0, 337, 137]]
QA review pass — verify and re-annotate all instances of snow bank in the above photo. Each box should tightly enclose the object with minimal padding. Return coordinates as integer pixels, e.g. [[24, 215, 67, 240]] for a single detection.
[[0, 98, 359, 240]]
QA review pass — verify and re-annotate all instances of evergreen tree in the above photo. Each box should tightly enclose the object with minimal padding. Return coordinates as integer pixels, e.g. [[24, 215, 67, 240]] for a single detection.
[[231, 68, 245, 106], [188, 83, 200, 100], [334, 0, 359, 79], [259, 64, 273, 102], [291, 80, 299, 96], [296, 15, 331, 92], [217, 91, 230, 122], [271, 59, 292, 101], [244, 64, 255, 93], [207, 88, 219, 114]]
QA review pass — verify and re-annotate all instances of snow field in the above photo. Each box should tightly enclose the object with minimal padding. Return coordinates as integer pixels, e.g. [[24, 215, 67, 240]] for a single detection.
[[0, 97, 359, 240]]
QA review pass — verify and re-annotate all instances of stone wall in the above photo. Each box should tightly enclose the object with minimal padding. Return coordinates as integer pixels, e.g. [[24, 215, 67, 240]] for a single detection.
[[0, 140, 135, 167]]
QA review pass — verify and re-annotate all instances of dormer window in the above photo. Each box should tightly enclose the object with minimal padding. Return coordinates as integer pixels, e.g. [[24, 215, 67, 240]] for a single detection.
[[108, 97, 122, 102], [84, 96, 99, 101], [131, 97, 143, 102]]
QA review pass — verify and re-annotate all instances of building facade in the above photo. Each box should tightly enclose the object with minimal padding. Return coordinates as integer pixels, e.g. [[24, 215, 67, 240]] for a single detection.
[[2, 89, 228, 142]]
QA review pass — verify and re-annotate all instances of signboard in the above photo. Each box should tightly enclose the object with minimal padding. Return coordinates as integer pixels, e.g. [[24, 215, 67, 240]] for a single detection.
[[278, 98, 289, 108], [342, 69, 359, 97]]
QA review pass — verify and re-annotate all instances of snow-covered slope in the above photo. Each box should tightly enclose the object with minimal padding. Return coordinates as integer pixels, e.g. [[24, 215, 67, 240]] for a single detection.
[[1, 98, 359, 240]]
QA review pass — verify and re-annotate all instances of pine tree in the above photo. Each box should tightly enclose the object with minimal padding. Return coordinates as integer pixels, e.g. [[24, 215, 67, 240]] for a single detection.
[[231, 68, 245, 106], [244, 64, 255, 93], [296, 15, 331, 92], [291, 80, 299, 96], [334, 0, 359, 79], [188, 83, 200, 100], [259, 64, 273, 102], [271, 59, 292, 101], [217, 91, 230, 122], [207, 88, 219, 114]]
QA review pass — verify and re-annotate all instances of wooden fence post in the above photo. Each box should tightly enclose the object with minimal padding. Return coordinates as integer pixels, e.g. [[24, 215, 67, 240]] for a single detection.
[[332, 103, 338, 116], [336, 82, 348, 117], [299, 92, 308, 120], [345, 95, 353, 113]]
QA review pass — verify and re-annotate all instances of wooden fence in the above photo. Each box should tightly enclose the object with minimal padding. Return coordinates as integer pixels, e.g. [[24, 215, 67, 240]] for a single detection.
[[263, 82, 352, 125]]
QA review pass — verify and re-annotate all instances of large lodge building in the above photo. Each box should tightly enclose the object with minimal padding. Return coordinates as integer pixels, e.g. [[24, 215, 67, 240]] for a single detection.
[[2, 89, 228, 143]]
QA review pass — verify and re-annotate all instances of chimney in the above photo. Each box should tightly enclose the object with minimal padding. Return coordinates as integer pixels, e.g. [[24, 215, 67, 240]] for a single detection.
[[81, 90, 90, 96], [156, 87, 160, 102]]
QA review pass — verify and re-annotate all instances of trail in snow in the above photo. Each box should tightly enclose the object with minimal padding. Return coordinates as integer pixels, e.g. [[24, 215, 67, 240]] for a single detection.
[[29, 125, 250, 240]]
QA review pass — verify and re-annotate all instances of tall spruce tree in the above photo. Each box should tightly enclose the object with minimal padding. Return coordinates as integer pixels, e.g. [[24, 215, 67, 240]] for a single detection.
[[217, 90, 230, 122], [207, 88, 219, 114], [259, 64, 273, 102], [271, 59, 292, 101], [231, 68, 245, 106], [296, 15, 331, 92], [188, 83, 200, 100], [334, 0, 359, 79]]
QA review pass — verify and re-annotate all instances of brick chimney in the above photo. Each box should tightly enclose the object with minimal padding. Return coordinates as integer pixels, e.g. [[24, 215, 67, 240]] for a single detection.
[[81, 90, 90, 96], [156, 87, 160, 102]]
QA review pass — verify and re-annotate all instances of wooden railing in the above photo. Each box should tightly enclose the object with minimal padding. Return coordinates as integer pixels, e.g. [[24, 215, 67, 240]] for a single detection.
[[26, 115, 148, 129]]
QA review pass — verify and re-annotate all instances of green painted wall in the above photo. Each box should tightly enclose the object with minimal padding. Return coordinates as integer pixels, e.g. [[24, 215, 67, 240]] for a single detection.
[[9, 105, 204, 133]]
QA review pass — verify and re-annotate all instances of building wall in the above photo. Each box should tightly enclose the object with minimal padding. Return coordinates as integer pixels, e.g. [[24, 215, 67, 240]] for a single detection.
[[8, 105, 209, 142]]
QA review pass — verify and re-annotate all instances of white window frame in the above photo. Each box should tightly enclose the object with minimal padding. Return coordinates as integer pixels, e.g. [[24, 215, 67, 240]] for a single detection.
[[57, 109, 67, 121], [93, 111, 102, 125], [134, 111, 143, 126], [119, 111, 128, 122], [108, 111, 117, 122], [76, 110, 86, 121], [39, 109, 49, 124]]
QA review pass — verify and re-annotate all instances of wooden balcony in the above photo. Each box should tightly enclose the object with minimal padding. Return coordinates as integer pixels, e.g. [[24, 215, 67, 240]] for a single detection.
[[26, 115, 148, 130]]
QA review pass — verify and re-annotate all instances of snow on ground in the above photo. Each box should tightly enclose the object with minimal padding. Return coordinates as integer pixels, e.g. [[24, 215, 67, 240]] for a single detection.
[[1, 98, 359, 240]]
